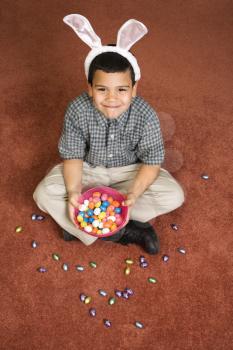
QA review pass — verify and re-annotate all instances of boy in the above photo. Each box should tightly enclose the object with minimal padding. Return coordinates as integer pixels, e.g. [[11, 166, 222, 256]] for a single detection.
[[33, 15, 185, 255]]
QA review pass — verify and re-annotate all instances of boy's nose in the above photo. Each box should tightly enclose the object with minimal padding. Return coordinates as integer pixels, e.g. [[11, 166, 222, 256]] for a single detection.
[[107, 90, 117, 100]]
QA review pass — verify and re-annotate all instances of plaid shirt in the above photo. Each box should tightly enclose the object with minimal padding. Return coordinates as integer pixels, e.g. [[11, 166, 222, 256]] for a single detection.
[[58, 92, 165, 168]]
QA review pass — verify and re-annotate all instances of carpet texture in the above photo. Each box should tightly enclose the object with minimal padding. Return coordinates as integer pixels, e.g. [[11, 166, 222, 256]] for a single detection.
[[0, 1, 232, 349]]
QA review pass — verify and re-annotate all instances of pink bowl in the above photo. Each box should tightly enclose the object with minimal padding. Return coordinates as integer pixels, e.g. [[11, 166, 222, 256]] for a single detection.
[[74, 186, 128, 238]]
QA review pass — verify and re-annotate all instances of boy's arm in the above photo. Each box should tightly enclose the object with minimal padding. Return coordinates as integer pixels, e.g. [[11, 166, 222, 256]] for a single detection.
[[123, 164, 161, 207], [63, 159, 83, 225], [63, 159, 83, 195]]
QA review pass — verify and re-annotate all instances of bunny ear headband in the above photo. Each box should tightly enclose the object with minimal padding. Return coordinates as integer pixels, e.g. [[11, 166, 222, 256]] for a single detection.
[[63, 14, 148, 81]]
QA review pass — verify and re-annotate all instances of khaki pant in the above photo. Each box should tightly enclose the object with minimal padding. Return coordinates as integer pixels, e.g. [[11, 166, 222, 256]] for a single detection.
[[33, 162, 185, 246]]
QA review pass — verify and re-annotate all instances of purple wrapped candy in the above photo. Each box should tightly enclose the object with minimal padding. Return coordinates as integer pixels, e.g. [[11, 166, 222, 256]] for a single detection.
[[79, 293, 87, 302], [171, 223, 178, 231], [140, 261, 148, 268], [31, 214, 37, 221], [122, 291, 129, 299], [115, 290, 122, 298], [36, 215, 45, 221], [139, 256, 146, 263], [37, 267, 47, 273], [89, 308, 96, 317], [162, 255, 169, 262], [103, 319, 111, 328], [124, 288, 134, 296]]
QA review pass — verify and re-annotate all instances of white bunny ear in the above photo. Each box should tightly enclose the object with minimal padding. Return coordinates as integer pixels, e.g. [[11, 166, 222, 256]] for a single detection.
[[63, 14, 102, 49], [117, 19, 148, 51]]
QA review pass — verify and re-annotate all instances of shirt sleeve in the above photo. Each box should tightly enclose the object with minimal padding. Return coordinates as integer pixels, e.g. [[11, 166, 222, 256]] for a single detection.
[[136, 111, 165, 165], [58, 102, 87, 160]]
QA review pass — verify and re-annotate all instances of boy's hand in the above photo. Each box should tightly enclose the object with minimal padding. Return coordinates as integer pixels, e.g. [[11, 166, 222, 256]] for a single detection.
[[122, 192, 137, 225], [122, 192, 137, 208], [67, 191, 81, 226]]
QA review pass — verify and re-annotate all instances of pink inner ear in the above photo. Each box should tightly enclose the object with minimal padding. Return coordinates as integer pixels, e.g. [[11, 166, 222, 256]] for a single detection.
[[64, 15, 101, 49], [117, 20, 148, 51]]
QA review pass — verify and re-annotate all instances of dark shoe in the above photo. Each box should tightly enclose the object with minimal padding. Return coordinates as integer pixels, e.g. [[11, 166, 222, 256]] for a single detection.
[[62, 229, 78, 241], [117, 220, 160, 255], [100, 228, 126, 242]]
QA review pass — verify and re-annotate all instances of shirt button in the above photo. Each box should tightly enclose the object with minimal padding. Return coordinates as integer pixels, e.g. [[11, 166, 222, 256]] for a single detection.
[[110, 134, 114, 140], [108, 154, 113, 158]]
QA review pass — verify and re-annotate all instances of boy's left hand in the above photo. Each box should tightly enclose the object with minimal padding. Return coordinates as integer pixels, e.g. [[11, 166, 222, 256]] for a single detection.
[[122, 192, 137, 224], [122, 192, 137, 207]]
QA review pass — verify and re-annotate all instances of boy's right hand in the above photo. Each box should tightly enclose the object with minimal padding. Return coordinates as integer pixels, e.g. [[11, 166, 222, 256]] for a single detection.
[[67, 191, 81, 226]]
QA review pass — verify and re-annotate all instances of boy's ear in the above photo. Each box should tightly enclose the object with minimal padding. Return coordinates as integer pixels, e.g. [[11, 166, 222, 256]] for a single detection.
[[132, 81, 138, 97], [87, 83, 93, 97]]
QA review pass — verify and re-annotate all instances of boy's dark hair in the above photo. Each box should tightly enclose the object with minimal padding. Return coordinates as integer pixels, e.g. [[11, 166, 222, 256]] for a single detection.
[[88, 44, 136, 86]]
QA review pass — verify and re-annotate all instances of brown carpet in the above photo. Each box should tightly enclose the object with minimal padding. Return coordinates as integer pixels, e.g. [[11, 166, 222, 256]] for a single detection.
[[1, 1, 232, 349]]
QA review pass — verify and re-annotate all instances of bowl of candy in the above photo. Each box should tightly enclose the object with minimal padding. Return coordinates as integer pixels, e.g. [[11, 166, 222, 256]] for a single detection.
[[74, 186, 129, 237]]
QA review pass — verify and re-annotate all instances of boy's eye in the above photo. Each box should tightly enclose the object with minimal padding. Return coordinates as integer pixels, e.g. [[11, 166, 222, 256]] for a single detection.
[[97, 88, 105, 91], [119, 88, 127, 92]]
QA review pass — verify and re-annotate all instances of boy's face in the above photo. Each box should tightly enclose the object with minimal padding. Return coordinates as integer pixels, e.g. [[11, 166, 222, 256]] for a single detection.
[[88, 69, 138, 119]]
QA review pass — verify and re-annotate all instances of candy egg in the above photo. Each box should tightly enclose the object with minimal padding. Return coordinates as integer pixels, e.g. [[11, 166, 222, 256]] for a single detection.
[[79, 204, 87, 211], [94, 208, 101, 215], [93, 197, 100, 204], [84, 199, 89, 206], [35, 215, 45, 221], [107, 216, 116, 222], [139, 256, 146, 263], [102, 228, 110, 234], [81, 221, 87, 228], [62, 263, 69, 271], [112, 200, 120, 207], [84, 296, 92, 304], [15, 226, 23, 233], [103, 319, 111, 328], [114, 207, 122, 214], [102, 200, 110, 207], [98, 222, 104, 229], [84, 225, 92, 233], [95, 201, 101, 208], [148, 277, 157, 284], [76, 265, 85, 271], [89, 261, 97, 268], [87, 209, 94, 216], [201, 173, 209, 180], [108, 297, 116, 305], [31, 240, 38, 248], [89, 308, 97, 317], [125, 288, 134, 296], [177, 247, 186, 254], [125, 258, 134, 265], [37, 267, 47, 273], [88, 202, 95, 210], [140, 261, 149, 268], [92, 219, 100, 228], [93, 191, 101, 197], [98, 212, 106, 220], [115, 290, 122, 298], [52, 253, 60, 261], [80, 293, 87, 302], [110, 223, 117, 231], [100, 205, 107, 212], [171, 223, 178, 231], [98, 289, 107, 297], [115, 217, 123, 226], [162, 255, 169, 262], [107, 196, 113, 203], [124, 266, 131, 275], [77, 215, 84, 222], [135, 321, 144, 329], [101, 193, 108, 201]]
